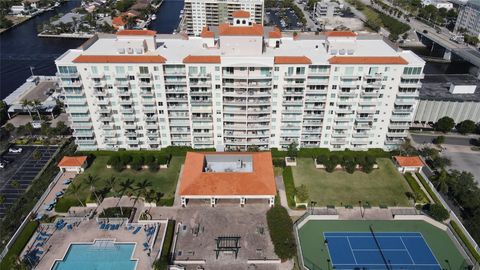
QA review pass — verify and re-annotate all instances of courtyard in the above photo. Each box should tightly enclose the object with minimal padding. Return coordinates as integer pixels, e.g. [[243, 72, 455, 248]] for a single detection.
[[59, 155, 184, 208], [291, 158, 412, 207]]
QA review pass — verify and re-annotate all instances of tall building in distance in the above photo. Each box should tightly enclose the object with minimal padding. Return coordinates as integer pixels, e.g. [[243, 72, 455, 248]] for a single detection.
[[454, 0, 480, 38], [56, 12, 424, 151], [182, 0, 264, 36]]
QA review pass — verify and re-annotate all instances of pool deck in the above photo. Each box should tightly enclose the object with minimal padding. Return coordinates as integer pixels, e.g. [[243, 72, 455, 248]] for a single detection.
[[29, 219, 166, 270]]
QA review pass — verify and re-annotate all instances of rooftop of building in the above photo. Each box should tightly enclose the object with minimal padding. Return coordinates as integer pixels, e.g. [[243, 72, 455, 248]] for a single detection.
[[56, 26, 424, 66], [58, 156, 87, 167], [420, 74, 480, 102], [179, 152, 276, 196], [393, 156, 424, 167]]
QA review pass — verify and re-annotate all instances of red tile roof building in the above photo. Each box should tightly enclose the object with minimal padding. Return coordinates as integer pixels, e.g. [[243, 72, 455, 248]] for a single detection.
[[179, 152, 276, 207]]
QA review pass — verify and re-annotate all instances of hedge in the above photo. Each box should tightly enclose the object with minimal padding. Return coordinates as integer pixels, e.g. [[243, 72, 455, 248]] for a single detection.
[[0, 221, 39, 269], [78, 146, 216, 158], [272, 158, 286, 168], [404, 173, 429, 204], [282, 167, 296, 208], [450, 220, 480, 263], [154, 220, 176, 270], [266, 205, 296, 261], [268, 148, 390, 159], [415, 172, 442, 205], [99, 207, 134, 218]]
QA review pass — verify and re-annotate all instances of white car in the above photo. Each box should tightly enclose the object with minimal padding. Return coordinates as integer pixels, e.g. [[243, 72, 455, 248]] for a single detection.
[[0, 162, 5, 169], [9, 147, 22, 153]]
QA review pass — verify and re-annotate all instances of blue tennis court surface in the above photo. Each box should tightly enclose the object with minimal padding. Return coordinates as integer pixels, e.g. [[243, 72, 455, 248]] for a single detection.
[[324, 232, 441, 270]]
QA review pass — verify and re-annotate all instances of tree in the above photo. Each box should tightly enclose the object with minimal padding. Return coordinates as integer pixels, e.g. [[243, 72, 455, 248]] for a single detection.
[[433, 135, 444, 145], [21, 99, 32, 119], [31, 99, 42, 120], [130, 155, 144, 171], [286, 141, 298, 159], [4, 122, 14, 133], [266, 205, 296, 260], [342, 156, 356, 174], [295, 184, 309, 203], [433, 169, 449, 194], [85, 174, 101, 204], [434, 116, 455, 133], [117, 178, 134, 215], [430, 156, 451, 169], [105, 176, 116, 195], [132, 179, 152, 207], [0, 195, 5, 205], [67, 182, 85, 207], [32, 149, 41, 160], [456, 120, 476, 134], [54, 121, 70, 135]]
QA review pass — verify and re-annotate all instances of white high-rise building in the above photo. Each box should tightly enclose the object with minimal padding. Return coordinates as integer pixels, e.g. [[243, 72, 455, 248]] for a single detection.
[[56, 12, 424, 151], [182, 0, 264, 36], [455, 0, 480, 38]]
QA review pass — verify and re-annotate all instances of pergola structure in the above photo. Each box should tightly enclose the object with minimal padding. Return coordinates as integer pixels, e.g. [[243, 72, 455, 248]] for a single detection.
[[214, 236, 241, 259], [179, 152, 276, 207]]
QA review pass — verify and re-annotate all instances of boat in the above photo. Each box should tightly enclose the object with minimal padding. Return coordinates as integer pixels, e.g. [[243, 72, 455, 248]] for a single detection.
[[151, 14, 156, 20], [54, 2, 60, 7]]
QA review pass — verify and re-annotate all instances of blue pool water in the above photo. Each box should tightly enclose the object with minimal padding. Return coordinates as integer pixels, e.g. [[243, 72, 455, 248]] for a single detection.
[[52, 242, 137, 270]]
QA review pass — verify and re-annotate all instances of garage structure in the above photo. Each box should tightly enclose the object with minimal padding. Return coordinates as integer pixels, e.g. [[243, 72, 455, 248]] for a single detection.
[[179, 152, 276, 207], [393, 156, 424, 173], [58, 156, 88, 173]]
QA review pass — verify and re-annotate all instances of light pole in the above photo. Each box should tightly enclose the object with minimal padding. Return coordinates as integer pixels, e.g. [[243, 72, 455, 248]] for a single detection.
[[29, 66, 35, 77], [359, 200, 363, 218], [327, 258, 331, 270]]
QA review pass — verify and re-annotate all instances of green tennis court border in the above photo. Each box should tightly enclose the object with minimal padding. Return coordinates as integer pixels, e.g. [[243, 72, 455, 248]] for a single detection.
[[297, 220, 469, 270]]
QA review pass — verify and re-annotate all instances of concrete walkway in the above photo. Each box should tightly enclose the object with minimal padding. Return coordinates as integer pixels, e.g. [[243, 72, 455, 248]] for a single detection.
[[274, 175, 305, 217]]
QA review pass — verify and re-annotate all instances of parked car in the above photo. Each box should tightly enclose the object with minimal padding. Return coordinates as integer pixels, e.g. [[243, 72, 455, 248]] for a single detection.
[[9, 147, 22, 153], [55, 191, 64, 198], [0, 158, 12, 164], [63, 178, 72, 185], [0, 161, 6, 169], [32, 121, 42, 129], [45, 204, 54, 211]]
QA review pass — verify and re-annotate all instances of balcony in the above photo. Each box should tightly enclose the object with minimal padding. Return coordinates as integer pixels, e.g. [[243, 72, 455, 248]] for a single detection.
[[71, 122, 93, 129], [188, 73, 211, 78], [360, 92, 380, 98], [97, 108, 111, 114], [104, 138, 117, 144], [68, 106, 89, 114], [303, 114, 324, 119], [352, 132, 371, 138], [56, 72, 79, 78], [142, 99, 156, 106], [164, 80, 187, 85], [335, 116, 353, 122], [101, 124, 115, 130], [284, 72, 306, 78], [126, 139, 139, 145], [340, 75, 359, 80], [362, 82, 382, 88], [394, 99, 416, 106], [164, 69, 186, 76], [364, 73, 382, 79], [356, 116, 374, 122], [137, 73, 152, 79], [389, 123, 410, 129], [168, 105, 189, 111], [358, 100, 378, 106], [120, 107, 134, 114], [331, 133, 348, 138], [145, 123, 158, 129], [65, 91, 85, 97], [169, 113, 189, 118], [92, 81, 106, 88], [140, 91, 154, 97], [331, 138, 347, 144], [399, 82, 422, 88], [118, 91, 131, 97], [93, 91, 107, 97], [401, 73, 424, 79], [114, 81, 130, 87], [118, 99, 133, 105], [66, 99, 87, 105], [76, 139, 96, 145], [138, 81, 153, 87], [397, 91, 419, 97], [283, 100, 303, 105], [60, 81, 83, 87]]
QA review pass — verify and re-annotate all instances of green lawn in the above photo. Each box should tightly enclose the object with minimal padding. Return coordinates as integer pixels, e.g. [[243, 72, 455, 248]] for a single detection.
[[0, 221, 39, 269], [298, 220, 468, 270], [291, 158, 411, 207], [63, 156, 184, 204]]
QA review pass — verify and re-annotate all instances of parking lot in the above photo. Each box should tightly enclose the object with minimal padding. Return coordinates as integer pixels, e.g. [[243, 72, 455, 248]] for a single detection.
[[0, 145, 58, 218], [265, 9, 303, 31]]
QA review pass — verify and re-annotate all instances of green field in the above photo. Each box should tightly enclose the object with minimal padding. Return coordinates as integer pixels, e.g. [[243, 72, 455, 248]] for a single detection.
[[298, 220, 468, 270], [291, 158, 411, 206], [63, 156, 184, 203]]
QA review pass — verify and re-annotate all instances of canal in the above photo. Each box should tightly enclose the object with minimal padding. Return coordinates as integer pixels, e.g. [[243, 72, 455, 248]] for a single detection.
[[0, 0, 183, 99]]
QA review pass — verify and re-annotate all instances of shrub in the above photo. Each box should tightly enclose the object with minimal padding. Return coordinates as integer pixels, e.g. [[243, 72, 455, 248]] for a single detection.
[[144, 153, 155, 164], [0, 221, 39, 270], [450, 220, 480, 263], [433, 135, 445, 145], [99, 207, 134, 218], [355, 155, 366, 167], [272, 158, 286, 168], [120, 154, 132, 165], [148, 161, 159, 172], [343, 156, 356, 174], [55, 197, 84, 213], [157, 154, 171, 165], [424, 203, 449, 221], [295, 184, 309, 203], [266, 205, 296, 261], [316, 155, 328, 165], [283, 167, 296, 208], [130, 155, 144, 171]]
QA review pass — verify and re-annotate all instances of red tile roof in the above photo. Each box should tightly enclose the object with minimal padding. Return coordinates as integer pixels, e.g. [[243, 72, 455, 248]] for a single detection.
[[179, 152, 276, 196], [58, 156, 87, 167], [73, 55, 166, 63], [325, 31, 357, 37], [274, 56, 312, 64], [328, 56, 408, 65], [269, 27, 282, 38], [117, 29, 157, 36], [112, 16, 127, 27], [219, 23, 263, 36], [394, 156, 424, 167], [232, 10, 251, 18], [200, 26, 215, 38], [183, 55, 221, 64]]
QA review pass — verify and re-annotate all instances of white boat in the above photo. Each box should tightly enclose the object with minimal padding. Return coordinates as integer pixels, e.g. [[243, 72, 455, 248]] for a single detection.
[[180, 9, 184, 14], [54, 2, 60, 7], [151, 14, 157, 20]]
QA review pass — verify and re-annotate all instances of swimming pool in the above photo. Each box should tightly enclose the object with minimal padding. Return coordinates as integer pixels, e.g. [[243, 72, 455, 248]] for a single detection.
[[51, 241, 137, 270]]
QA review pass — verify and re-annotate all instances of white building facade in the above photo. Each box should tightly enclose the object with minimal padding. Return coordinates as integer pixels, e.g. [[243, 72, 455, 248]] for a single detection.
[[182, 0, 264, 36], [455, 0, 480, 38], [314, 0, 341, 19], [56, 14, 424, 151]]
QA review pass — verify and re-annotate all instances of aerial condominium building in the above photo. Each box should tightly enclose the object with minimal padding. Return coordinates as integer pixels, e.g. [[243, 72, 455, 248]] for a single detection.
[[454, 0, 480, 39], [182, 0, 264, 35], [55, 12, 424, 151]]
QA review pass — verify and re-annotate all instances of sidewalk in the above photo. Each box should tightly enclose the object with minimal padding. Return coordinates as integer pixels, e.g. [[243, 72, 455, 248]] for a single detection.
[[274, 175, 305, 217]]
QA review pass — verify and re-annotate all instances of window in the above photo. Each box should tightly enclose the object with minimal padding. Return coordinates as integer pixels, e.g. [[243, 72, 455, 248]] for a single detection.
[[344, 67, 354, 75], [115, 66, 125, 74], [139, 66, 149, 74], [91, 66, 98, 74]]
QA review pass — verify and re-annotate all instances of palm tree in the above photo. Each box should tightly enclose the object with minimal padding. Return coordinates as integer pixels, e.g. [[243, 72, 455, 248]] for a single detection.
[[67, 182, 85, 207], [85, 174, 101, 204], [434, 169, 449, 194], [32, 99, 42, 120], [21, 99, 32, 119], [131, 179, 152, 208], [104, 176, 116, 195], [117, 178, 134, 215]]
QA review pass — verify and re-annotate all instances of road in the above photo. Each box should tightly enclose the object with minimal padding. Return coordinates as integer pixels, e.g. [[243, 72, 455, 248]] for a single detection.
[[410, 133, 473, 146]]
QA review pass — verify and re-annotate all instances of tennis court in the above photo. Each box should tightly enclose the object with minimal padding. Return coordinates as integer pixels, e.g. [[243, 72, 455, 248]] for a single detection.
[[324, 232, 441, 270]]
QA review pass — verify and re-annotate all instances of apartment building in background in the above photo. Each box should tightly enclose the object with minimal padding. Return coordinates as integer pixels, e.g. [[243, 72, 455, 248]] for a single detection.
[[55, 12, 424, 151], [314, 0, 342, 19], [181, 0, 264, 35], [454, 0, 480, 38]]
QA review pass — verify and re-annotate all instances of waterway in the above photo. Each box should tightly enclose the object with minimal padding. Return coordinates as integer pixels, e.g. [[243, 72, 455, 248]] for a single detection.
[[0, 0, 184, 99]]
